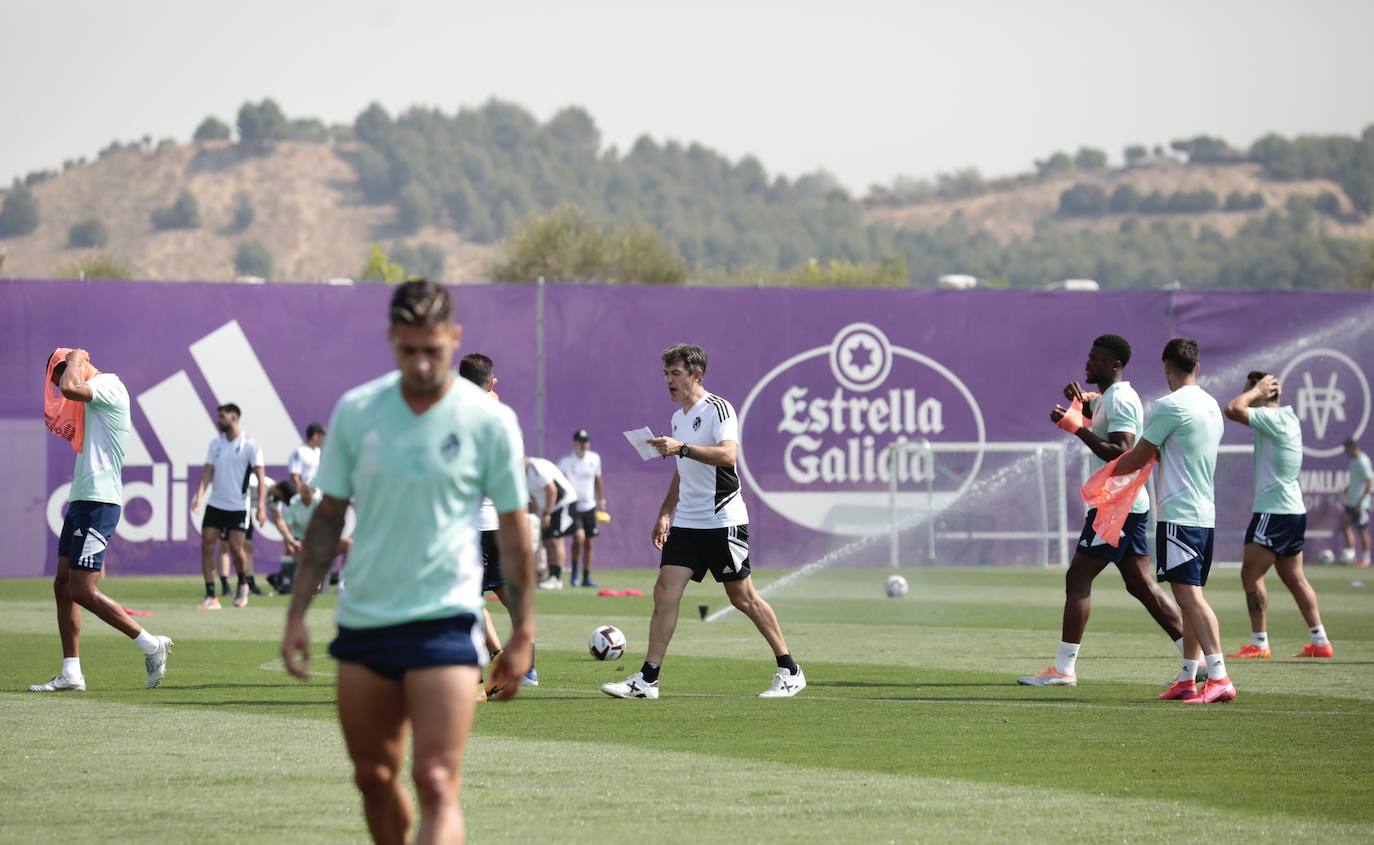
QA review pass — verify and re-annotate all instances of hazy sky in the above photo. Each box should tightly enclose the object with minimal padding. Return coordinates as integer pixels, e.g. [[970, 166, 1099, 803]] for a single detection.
[[3, 0, 1370, 193]]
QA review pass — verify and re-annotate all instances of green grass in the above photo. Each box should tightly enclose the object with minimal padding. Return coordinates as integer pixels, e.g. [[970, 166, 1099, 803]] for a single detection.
[[2, 565, 1372, 843]]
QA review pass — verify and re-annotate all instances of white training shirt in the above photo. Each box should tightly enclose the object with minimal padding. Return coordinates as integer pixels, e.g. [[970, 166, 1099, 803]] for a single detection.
[[671, 392, 748, 529], [287, 443, 321, 486], [558, 449, 603, 510], [526, 457, 578, 514], [204, 432, 264, 512]]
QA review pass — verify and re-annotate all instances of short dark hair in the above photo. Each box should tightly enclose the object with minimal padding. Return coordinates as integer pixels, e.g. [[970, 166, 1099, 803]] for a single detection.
[[1091, 334, 1132, 368], [1244, 370, 1270, 389], [1161, 338, 1199, 374], [305, 423, 325, 439], [1345, 437, 1359, 449], [458, 353, 494, 388], [217, 402, 242, 418], [389, 279, 452, 327], [270, 479, 296, 503], [662, 343, 707, 376]]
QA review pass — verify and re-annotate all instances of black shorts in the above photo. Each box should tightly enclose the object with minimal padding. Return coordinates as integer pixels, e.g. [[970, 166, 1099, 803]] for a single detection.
[[660, 525, 751, 583], [481, 530, 503, 592], [59, 501, 122, 571], [203, 505, 251, 535], [541, 505, 574, 540], [328, 613, 486, 680], [1075, 509, 1149, 564], [1245, 513, 1306, 558], [1343, 505, 1369, 528], [572, 506, 600, 538], [1156, 522, 1214, 586]]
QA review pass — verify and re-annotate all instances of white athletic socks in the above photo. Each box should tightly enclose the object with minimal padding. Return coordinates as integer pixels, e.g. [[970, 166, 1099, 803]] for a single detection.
[[1204, 653, 1228, 682], [62, 657, 82, 679], [1251, 632, 1269, 649], [132, 629, 161, 656], [1177, 659, 1200, 683], [1310, 625, 1329, 646], [1054, 641, 1080, 676]]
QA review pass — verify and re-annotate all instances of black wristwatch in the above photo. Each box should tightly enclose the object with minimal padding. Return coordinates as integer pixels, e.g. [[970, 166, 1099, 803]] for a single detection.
[[679, 444, 693, 460]]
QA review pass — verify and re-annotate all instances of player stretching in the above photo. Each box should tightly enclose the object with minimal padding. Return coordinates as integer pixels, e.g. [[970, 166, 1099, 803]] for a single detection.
[[1019, 335, 1185, 686], [281, 280, 534, 844], [602, 343, 804, 700], [1113, 339, 1234, 703], [30, 348, 172, 692], [1223, 372, 1333, 659]]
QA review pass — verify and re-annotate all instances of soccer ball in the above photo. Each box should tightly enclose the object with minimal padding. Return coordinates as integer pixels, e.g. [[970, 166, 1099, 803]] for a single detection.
[[885, 575, 909, 598], [1318, 549, 1336, 565], [1341, 548, 1357, 565], [588, 625, 627, 661]]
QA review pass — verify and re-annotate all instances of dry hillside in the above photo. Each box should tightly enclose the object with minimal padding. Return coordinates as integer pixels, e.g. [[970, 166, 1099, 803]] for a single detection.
[[866, 161, 1374, 242], [0, 141, 496, 283]]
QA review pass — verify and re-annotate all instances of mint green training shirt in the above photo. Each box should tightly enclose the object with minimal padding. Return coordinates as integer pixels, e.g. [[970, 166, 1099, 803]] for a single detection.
[[1248, 406, 1305, 515], [1141, 384, 1224, 528]]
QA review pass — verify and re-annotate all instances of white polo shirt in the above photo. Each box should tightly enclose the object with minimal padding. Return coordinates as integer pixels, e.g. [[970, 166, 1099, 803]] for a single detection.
[[671, 392, 748, 529], [288, 443, 321, 486], [558, 449, 603, 510], [205, 432, 264, 512], [526, 457, 578, 514]]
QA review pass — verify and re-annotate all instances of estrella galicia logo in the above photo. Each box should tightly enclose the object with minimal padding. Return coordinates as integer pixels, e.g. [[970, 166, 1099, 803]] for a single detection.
[[737, 323, 985, 536], [1279, 349, 1370, 457], [693, 416, 702, 431], [440, 433, 462, 461]]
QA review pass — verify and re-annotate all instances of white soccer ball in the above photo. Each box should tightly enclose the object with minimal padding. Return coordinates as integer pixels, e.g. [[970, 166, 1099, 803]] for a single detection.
[[1318, 549, 1336, 565], [885, 575, 909, 598], [1341, 548, 1357, 565], [588, 625, 627, 661]]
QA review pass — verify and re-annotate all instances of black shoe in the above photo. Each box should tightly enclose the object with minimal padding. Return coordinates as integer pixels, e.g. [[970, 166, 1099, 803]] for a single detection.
[[248, 584, 267, 596], [266, 573, 280, 591]]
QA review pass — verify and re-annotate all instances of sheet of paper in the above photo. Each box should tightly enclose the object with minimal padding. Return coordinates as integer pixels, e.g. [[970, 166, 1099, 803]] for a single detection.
[[622, 427, 659, 461]]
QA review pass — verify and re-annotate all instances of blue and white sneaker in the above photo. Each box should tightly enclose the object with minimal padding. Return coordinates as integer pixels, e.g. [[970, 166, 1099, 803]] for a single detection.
[[601, 671, 658, 700], [524, 667, 539, 686]]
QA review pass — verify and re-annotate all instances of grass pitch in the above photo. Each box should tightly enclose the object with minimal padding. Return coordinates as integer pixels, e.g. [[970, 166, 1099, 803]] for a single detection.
[[2, 565, 1371, 844]]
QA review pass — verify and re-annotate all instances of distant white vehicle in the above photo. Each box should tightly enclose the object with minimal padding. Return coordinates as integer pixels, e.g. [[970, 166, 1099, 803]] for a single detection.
[[937, 274, 978, 290], [233, 276, 267, 284], [324, 277, 355, 286], [1054, 278, 1100, 292]]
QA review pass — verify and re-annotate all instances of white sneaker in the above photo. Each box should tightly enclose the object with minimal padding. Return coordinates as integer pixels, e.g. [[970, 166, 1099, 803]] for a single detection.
[[601, 671, 659, 700], [759, 667, 807, 698], [536, 576, 563, 590], [145, 636, 174, 688], [28, 674, 86, 692]]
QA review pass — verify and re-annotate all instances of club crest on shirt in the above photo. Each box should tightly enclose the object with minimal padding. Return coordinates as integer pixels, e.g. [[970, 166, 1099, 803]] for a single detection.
[[440, 433, 461, 461], [693, 416, 702, 431]]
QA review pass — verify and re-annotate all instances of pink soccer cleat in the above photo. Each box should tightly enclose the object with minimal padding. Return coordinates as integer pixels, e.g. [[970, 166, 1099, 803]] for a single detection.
[[1184, 678, 1237, 704], [1158, 680, 1199, 701]]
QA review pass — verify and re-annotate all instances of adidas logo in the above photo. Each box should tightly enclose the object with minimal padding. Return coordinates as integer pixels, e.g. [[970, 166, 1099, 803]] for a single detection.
[[48, 320, 303, 546]]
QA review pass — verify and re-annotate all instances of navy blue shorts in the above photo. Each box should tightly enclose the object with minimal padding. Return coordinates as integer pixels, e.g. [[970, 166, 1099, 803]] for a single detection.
[[1075, 509, 1150, 564], [1156, 522, 1215, 586], [59, 501, 122, 571], [1245, 513, 1306, 558], [1343, 505, 1369, 528], [328, 613, 486, 680], [480, 530, 503, 593]]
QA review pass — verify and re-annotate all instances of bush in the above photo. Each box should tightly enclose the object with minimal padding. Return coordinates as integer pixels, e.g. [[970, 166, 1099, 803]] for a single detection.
[[360, 244, 406, 284], [237, 99, 288, 146], [488, 205, 687, 284], [68, 218, 108, 249], [230, 192, 255, 232], [1058, 183, 1108, 216], [234, 241, 273, 278], [1123, 145, 1149, 167], [1109, 184, 1141, 213], [151, 189, 201, 230], [395, 183, 433, 233], [1073, 147, 1108, 170], [56, 253, 132, 280], [1166, 190, 1219, 214], [389, 241, 446, 280], [0, 181, 40, 237], [1314, 191, 1342, 216], [193, 116, 231, 142], [1137, 191, 1168, 214]]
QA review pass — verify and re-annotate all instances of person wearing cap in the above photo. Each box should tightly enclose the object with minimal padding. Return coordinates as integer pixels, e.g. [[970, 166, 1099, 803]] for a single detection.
[[559, 429, 606, 587]]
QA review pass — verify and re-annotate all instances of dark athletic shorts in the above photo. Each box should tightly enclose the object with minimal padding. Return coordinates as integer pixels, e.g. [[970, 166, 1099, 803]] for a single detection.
[[1245, 512, 1306, 559], [660, 525, 751, 583], [572, 506, 600, 538], [203, 505, 251, 535], [1155, 522, 1215, 586], [481, 530, 503, 592], [59, 501, 122, 571], [1343, 505, 1369, 528], [1075, 508, 1150, 565], [329, 613, 486, 680], [541, 505, 574, 540]]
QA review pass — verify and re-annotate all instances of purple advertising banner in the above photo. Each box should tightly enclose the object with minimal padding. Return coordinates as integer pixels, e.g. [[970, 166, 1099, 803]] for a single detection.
[[2, 280, 1371, 578]]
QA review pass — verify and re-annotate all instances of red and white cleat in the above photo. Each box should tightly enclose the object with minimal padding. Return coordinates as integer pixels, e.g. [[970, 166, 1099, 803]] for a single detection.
[[1183, 678, 1237, 704]]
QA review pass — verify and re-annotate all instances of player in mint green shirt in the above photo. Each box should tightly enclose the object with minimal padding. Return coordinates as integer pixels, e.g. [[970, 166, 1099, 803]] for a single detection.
[[1113, 339, 1235, 703], [280, 281, 536, 844], [1222, 371, 1332, 660], [1342, 439, 1373, 566]]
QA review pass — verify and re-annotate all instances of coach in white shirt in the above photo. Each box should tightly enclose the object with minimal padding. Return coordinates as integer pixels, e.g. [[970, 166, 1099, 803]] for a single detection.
[[289, 423, 325, 504], [559, 429, 606, 587], [191, 402, 268, 608]]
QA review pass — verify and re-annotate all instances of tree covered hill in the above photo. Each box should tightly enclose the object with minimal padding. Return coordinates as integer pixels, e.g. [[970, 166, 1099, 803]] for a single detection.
[[1, 98, 1371, 289]]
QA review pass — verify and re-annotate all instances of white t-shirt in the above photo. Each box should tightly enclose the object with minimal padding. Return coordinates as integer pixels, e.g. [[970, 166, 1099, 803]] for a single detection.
[[526, 457, 578, 514], [288, 444, 321, 486], [69, 373, 131, 506], [558, 450, 603, 510], [1088, 381, 1149, 515], [671, 392, 748, 528], [204, 432, 264, 512]]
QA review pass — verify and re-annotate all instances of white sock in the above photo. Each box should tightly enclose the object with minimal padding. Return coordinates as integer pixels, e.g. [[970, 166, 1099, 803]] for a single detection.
[[1251, 632, 1269, 649], [1310, 625, 1329, 646], [1205, 653, 1227, 682], [1053, 641, 1080, 675], [1177, 659, 1200, 683], [132, 629, 161, 656], [1174, 637, 1186, 656], [62, 657, 82, 678]]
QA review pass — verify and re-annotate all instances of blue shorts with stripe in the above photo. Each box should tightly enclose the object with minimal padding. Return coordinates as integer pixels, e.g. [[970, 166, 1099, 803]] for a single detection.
[[1155, 522, 1214, 586], [328, 613, 487, 681], [59, 501, 122, 571], [1075, 509, 1149, 564], [1245, 512, 1306, 558]]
